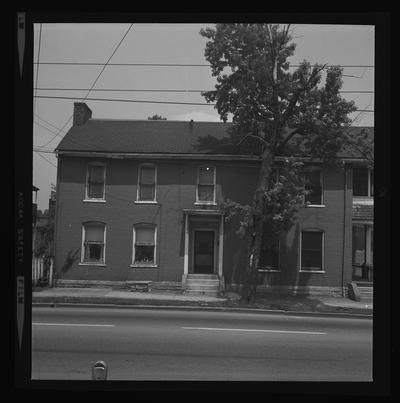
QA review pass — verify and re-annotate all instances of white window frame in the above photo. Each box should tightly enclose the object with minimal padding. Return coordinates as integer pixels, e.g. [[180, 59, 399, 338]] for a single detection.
[[136, 163, 157, 204], [304, 167, 325, 207], [353, 167, 374, 198], [79, 222, 106, 266], [131, 224, 157, 267], [84, 162, 106, 202], [195, 165, 217, 205], [299, 229, 325, 273]]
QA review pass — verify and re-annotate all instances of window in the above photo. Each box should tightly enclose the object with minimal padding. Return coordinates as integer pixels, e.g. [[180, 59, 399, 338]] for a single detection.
[[137, 164, 156, 202], [301, 230, 323, 271], [353, 167, 373, 197], [133, 225, 156, 265], [304, 168, 323, 205], [86, 163, 106, 200], [259, 230, 280, 271], [196, 165, 216, 203], [352, 224, 373, 266], [81, 222, 106, 264]]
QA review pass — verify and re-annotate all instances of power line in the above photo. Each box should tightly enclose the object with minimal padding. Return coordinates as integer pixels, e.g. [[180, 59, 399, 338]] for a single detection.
[[33, 147, 55, 153], [33, 95, 375, 112], [34, 121, 64, 138], [34, 24, 42, 114], [35, 23, 134, 149], [33, 61, 375, 68], [35, 114, 67, 133], [34, 87, 375, 94], [34, 150, 57, 168]]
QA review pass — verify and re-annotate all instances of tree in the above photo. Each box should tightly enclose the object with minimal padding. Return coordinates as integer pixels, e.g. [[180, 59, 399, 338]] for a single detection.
[[200, 24, 358, 302], [148, 114, 167, 120]]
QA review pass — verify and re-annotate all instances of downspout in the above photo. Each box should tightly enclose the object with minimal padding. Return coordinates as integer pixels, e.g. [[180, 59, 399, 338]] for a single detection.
[[341, 163, 347, 297], [51, 153, 61, 287]]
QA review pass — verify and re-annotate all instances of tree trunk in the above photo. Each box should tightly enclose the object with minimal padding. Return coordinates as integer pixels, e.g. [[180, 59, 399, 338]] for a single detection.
[[241, 146, 275, 303]]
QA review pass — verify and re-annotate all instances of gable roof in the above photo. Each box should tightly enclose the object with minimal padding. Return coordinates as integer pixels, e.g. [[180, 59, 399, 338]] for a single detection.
[[55, 118, 373, 159]]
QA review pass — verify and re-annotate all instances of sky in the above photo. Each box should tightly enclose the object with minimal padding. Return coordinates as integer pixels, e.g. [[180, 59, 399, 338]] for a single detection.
[[32, 23, 374, 211]]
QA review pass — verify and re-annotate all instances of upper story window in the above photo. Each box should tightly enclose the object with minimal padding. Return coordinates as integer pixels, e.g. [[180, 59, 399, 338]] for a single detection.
[[353, 167, 374, 197], [132, 225, 156, 266], [196, 165, 216, 204], [137, 164, 157, 202], [85, 163, 106, 200], [300, 230, 324, 272], [81, 222, 106, 265], [304, 168, 323, 206]]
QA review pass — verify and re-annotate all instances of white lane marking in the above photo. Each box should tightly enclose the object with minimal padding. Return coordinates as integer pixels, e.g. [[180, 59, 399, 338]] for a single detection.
[[33, 323, 115, 327], [182, 327, 326, 335]]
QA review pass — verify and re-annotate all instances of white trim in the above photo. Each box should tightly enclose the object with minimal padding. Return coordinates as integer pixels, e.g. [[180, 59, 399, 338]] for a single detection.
[[191, 228, 218, 275], [306, 204, 326, 208], [84, 161, 106, 201], [132, 224, 157, 266], [136, 163, 157, 202], [83, 199, 106, 203], [80, 221, 106, 265], [299, 229, 324, 272], [184, 213, 189, 275], [196, 165, 216, 204], [130, 264, 158, 268], [218, 215, 224, 278]]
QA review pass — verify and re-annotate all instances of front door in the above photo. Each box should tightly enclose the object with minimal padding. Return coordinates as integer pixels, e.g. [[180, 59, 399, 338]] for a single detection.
[[194, 230, 214, 274]]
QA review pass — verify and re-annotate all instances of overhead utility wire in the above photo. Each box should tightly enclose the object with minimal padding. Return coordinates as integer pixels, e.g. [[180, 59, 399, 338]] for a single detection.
[[33, 61, 375, 68], [34, 150, 57, 168], [34, 87, 374, 94], [35, 23, 134, 150], [35, 114, 67, 133], [34, 24, 43, 114], [33, 95, 375, 112]]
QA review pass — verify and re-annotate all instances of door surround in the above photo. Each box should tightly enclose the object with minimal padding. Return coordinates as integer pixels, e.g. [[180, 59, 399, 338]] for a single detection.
[[191, 228, 217, 274]]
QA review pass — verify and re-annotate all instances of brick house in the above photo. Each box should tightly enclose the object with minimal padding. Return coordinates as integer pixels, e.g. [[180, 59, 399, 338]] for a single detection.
[[52, 102, 373, 296]]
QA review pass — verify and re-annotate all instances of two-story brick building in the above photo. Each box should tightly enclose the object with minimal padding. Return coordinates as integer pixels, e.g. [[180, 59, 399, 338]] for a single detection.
[[52, 102, 373, 297]]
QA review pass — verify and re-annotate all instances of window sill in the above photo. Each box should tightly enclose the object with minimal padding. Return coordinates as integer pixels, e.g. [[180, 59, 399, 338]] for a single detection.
[[130, 264, 158, 268], [305, 204, 325, 208], [194, 202, 218, 206], [258, 268, 280, 272], [83, 199, 106, 203], [78, 262, 106, 267], [299, 269, 326, 273], [134, 201, 158, 204]]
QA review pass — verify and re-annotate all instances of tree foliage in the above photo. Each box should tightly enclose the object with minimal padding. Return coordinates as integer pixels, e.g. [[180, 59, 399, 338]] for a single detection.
[[148, 114, 167, 120], [200, 24, 359, 302]]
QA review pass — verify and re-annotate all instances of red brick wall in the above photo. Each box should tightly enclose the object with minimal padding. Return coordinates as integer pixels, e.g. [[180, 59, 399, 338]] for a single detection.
[[54, 156, 352, 289]]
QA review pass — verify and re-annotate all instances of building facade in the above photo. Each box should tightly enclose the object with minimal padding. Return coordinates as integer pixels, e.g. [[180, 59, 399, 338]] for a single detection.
[[53, 103, 373, 296]]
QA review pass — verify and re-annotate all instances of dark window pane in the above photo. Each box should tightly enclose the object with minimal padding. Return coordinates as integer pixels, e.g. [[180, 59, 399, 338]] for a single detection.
[[198, 185, 214, 201], [198, 166, 214, 184], [140, 166, 155, 185], [301, 232, 322, 270], [89, 166, 104, 183], [88, 183, 104, 198], [352, 225, 366, 265], [353, 168, 369, 196], [370, 171, 374, 196], [136, 227, 154, 244], [85, 224, 104, 242], [139, 184, 155, 200], [305, 171, 322, 204], [84, 243, 103, 262], [135, 245, 154, 263]]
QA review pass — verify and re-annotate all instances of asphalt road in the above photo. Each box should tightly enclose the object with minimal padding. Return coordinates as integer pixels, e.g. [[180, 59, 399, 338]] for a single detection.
[[32, 306, 373, 381]]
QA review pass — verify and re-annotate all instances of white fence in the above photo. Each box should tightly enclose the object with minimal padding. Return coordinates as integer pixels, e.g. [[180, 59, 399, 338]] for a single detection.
[[32, 256, 54, 287]]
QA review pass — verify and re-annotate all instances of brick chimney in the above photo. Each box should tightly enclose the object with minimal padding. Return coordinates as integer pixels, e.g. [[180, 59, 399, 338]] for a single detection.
[[73, 102, 92, 126]]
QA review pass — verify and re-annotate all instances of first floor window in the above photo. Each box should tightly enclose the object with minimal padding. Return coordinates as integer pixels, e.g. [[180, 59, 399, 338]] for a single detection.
[[82, 222, 105, 264], [86, 163, 105, 199], [259, 230, 280, 270], [133, 225, 156, 265], [301, 230, 323, 271]]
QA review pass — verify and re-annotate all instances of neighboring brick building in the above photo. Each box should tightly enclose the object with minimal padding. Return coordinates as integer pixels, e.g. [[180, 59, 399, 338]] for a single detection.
[[53, 103, 373, 296]]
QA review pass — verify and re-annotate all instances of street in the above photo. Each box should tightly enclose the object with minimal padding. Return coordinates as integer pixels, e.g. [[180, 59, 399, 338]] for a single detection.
[[32, 306, 373, 381]]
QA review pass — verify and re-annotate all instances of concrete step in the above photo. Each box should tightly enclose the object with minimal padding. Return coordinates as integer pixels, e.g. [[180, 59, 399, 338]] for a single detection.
[[186, 284, 220, 291], [186, 279, 220, 285], [187, 274, 219, 280], [184, 289, 220, 297]]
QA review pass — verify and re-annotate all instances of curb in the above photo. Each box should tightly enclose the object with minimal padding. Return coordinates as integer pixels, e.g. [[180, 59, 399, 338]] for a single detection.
[[32, 298, 373, 319]]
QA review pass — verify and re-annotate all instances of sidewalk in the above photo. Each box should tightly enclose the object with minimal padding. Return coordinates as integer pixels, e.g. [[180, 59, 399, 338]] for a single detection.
[[32, 286, 373, 318]]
